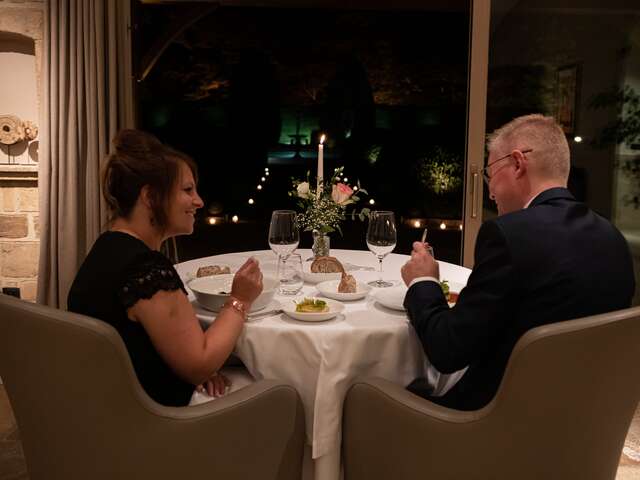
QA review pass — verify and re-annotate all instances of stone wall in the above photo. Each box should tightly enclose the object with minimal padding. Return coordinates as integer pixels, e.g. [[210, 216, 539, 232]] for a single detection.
[[0, 169, 39, 301], [0, 0, 44, 302]]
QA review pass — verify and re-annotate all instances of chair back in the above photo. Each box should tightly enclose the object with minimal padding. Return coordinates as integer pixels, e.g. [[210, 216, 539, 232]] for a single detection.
[[0, 294, 304, 480], [483, 307, 640, 478], [343, 307, 640, 480]]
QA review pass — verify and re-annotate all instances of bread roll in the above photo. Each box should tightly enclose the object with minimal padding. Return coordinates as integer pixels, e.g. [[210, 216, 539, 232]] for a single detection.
[[338, 272, 357, 293], [196, 265, 231, 277], [310, 256, 344, 273]]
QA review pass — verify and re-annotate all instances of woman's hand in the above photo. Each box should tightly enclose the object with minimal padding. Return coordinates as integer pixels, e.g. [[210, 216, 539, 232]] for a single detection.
[[231, 257, 263, 305], [197, 372, 231, 397]]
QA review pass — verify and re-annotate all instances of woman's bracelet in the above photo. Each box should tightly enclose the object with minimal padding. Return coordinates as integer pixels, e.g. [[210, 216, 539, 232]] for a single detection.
[[224, 297, 248, 320]]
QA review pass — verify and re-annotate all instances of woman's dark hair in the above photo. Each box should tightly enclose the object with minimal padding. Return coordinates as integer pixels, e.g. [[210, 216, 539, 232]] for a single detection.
[[101, 129, 198, 230]]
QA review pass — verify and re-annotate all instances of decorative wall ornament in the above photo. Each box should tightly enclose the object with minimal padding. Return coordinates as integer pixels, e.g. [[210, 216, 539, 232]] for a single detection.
[[0, 115, 39, 145], [23, 120, 38, 141], [556, 64, 580, 135], [0, 115, 25, 145]]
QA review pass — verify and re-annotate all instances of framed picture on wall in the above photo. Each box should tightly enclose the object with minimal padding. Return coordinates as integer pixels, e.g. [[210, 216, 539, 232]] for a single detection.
[[556, 64, 580, 134]]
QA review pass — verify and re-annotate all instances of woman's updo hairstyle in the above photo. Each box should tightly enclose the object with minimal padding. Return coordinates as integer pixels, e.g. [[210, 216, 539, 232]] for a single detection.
[[102, 129, 198, 230]]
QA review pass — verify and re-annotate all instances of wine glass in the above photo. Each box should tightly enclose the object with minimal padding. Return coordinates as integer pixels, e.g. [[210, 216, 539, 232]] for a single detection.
[[268, 210, 300, 259], [366, 211, 397, 288]]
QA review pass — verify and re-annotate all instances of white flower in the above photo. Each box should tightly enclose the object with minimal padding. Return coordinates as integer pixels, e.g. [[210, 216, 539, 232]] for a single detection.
[[297, 182, 310, 199]]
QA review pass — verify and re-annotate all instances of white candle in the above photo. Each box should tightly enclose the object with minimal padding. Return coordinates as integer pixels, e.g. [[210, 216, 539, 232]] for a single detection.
[[317, 134, 325, 198]]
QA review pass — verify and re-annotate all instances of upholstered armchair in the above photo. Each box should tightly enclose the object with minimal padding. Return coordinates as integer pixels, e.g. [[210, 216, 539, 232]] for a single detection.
[[0, 294, 305, 480], [343, 307, 640, 480]]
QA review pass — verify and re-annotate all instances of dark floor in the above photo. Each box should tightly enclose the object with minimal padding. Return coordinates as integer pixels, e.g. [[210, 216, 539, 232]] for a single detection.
[[1, 384, 639, 479], [0, 386, 27, 480]]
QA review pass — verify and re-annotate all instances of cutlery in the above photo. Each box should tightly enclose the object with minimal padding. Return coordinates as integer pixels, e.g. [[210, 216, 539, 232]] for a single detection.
[[248, 308, 283, 319]]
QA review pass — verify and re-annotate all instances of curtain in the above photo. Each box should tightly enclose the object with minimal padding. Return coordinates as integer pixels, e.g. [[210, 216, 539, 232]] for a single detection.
[[38, 0, 134, 307]]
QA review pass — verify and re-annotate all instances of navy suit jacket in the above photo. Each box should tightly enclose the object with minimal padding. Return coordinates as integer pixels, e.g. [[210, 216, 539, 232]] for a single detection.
[[404, 187, 636, 410]]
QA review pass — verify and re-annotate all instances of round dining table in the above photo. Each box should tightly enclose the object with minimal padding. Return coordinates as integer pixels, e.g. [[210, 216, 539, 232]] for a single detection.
[[175, 249, 471, 480]]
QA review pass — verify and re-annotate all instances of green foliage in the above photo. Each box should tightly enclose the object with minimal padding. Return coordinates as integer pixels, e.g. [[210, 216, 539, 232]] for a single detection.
[[589, 85, 640, 148], [416, 147, 463, 195], [590, 85, 640, 209]]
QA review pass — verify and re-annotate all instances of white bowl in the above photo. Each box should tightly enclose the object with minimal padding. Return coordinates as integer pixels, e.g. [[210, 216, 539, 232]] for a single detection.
[[316, 279, 371, 301], [188, 273, 278, 312]]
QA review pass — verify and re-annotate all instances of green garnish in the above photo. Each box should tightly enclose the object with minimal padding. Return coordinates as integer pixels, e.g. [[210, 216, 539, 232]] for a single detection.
[[440, 280, 450, 296], [295, 298, 329, 313]]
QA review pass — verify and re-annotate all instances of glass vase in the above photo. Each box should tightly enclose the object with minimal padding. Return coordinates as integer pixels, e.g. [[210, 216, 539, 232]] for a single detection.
[[311, 230, 331, 257]]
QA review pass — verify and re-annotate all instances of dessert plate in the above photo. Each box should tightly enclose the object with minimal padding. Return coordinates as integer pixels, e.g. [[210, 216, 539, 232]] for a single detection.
[[316, 280, 371, 301], [281, 297, 345, 322]]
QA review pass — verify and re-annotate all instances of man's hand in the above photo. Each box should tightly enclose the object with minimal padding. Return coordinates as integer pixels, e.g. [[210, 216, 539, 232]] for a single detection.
[[401, 242, 439, 286]]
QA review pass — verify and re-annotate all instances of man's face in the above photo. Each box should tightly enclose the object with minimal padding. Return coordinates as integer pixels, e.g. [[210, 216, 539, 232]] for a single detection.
[[486, 151, 521, 215]]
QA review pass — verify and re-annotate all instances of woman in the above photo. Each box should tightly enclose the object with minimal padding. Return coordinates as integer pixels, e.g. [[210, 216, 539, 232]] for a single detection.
[[68, 129, 262, 406]]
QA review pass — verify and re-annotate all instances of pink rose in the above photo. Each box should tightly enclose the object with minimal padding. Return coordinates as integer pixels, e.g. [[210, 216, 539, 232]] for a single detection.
[[331, 183, 354, 205]]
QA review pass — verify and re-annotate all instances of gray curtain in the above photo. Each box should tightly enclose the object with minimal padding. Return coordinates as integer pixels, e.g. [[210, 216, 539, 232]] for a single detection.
[[38, 0, 134, 307]]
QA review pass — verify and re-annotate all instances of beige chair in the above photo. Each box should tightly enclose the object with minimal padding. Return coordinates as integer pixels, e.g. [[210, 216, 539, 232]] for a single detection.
[[343, 307, 640, 480], [0, 294, 305, 480]]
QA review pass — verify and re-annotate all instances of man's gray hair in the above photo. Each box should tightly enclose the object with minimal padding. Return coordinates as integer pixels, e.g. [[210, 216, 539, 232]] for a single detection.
[[487, 114, 570, 182]]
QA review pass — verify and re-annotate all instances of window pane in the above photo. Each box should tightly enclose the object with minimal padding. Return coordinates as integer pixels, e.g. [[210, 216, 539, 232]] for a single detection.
[[136, 3, 471, 262], [485, 2, 640, 302]]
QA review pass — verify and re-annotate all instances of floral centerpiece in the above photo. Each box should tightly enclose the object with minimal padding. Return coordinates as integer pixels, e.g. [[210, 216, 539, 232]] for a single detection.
[[289, 166, 368, 257]]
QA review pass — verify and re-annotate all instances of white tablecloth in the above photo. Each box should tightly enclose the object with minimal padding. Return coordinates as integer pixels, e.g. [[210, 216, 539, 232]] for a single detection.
[[176, 249, 471, 478]]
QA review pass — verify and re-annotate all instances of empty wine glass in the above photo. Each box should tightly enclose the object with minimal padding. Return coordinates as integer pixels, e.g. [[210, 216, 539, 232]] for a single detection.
[[367, 211, 397, 288], [268, 210, 300, 259]]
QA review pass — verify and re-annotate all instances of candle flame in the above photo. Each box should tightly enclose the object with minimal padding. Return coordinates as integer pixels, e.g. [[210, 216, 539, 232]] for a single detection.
[[320, 134, 326, 145]]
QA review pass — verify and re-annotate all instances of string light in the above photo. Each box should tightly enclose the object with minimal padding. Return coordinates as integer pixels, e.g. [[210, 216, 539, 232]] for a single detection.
[[257, 185, 262, 190], [208, 217, 217, 225], [440, 222, 446, 230], [261, 177, 266, 182], [574, 136, 583, 143], [459, 224, 463, 231], [413, 220, 421, 228], [369, 199, 375, 205], [264, 167, 269, 172], [248, 198, 254, 205], [232, 215, 239, 223], [265, 172, 269, 176], [353, 186, 358, 191]]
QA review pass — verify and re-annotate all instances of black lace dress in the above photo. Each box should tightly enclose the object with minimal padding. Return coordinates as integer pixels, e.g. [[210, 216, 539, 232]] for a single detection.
[[68, 231, 194, 406]]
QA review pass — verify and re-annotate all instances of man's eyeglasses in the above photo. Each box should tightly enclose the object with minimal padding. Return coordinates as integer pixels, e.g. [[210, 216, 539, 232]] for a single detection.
[[482, 149, 533, 185]]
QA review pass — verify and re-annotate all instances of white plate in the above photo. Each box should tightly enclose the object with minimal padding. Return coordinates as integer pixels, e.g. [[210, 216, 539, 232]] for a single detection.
[[281, 297, 345, 322], [302, 262, 342, 284], [316, 280, 371, 301], [372, 286, 407, 311], [372, 281, 465, 310]]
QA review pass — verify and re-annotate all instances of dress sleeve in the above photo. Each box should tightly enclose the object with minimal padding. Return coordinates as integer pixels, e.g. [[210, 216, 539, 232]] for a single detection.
[[118, 250, 187, 310]]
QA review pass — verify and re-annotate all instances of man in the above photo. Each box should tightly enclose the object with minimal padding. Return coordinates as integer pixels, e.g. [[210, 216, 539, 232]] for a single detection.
[[401, 114, 636, 411]]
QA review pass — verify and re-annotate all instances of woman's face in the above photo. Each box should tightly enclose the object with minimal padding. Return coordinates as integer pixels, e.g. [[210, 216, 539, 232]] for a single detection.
[[166, 162, 204, 237]]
